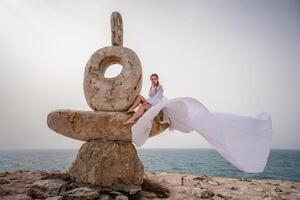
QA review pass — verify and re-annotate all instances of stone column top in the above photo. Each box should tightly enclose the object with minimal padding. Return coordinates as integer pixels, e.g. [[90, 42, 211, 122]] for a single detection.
[[111, 11, 123, 47]]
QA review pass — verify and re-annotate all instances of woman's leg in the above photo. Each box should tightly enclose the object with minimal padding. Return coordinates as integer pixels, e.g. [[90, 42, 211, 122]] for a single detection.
[[124, 102, 152, 125], [127, 95, 147, 113]]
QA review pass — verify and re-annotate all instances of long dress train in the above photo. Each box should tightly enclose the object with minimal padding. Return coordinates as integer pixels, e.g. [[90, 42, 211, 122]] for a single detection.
[[131, 97, 273, 173]]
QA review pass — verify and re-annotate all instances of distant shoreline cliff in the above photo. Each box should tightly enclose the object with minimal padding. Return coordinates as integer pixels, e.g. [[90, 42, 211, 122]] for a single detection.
[[0, 170, 299, 200]]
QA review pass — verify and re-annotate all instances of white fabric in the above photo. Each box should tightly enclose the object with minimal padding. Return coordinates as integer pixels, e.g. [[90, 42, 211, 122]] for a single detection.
[[146, 85, 164, 105], [132, 95, 273, 173]]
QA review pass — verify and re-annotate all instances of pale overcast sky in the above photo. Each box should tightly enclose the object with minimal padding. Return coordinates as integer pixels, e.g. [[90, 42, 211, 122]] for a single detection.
[[0, 0, 300, 149]]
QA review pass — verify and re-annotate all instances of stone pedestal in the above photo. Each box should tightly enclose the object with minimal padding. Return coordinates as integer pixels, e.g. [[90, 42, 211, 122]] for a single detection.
[[69, 140, 143, 193], [46, 11, 169, 194]]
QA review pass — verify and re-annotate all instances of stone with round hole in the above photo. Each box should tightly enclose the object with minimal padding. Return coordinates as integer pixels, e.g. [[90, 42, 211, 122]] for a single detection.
[[83, 12, 142, 111]]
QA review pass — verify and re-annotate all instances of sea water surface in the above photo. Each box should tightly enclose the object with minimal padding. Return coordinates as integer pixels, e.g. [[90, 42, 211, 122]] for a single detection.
[[0, 149, 299, 182]]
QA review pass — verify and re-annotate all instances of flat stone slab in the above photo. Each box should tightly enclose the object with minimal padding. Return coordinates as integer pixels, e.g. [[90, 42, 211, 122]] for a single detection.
[[47, 109, 169, 142]]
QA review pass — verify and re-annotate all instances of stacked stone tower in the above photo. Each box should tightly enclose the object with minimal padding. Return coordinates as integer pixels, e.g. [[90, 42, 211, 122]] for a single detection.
[[47, 12, 169, 193]]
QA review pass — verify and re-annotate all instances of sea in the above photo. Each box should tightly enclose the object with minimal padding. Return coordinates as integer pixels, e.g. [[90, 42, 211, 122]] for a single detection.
[[0, 149, 299, 182]]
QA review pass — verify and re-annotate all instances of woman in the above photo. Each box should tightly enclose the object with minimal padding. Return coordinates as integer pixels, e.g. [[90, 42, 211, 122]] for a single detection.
[[123, 73, 165, 125], [126, 73, 273, 173]]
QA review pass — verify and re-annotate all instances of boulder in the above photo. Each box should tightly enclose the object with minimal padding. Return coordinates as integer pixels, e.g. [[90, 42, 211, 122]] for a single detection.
[[69, 140, 143, 192], [47, 109, 169, 142]]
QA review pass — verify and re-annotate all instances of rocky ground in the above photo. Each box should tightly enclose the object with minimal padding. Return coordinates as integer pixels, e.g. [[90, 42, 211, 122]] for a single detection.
[[0, 170, 299, 200]]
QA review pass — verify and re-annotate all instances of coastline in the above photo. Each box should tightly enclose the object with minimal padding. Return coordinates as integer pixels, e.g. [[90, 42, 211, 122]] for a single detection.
[[2, 148, 300, 182], [0, 170, 299, 200]]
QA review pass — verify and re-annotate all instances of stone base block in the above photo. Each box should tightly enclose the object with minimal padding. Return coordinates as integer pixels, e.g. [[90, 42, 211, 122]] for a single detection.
[[69, 140, 144, 193]]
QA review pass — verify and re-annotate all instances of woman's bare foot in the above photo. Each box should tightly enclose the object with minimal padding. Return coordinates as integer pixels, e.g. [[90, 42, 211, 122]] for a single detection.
[[123, 119, 135, 126], [126, 109, 135, 113]]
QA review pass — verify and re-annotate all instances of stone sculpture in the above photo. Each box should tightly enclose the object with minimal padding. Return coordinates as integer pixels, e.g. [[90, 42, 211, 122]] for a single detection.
[[47, 11, 169, 193]]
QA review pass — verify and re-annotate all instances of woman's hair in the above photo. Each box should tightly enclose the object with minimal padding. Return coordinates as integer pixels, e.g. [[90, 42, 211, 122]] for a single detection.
[[150, 73, 160, 93]]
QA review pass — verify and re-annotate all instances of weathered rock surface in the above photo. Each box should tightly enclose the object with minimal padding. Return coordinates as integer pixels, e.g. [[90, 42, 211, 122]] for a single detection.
[[83, 46, 143, 112], [111, 11, 123, 47], [1, 170, 300, 200], [47, 109, 169, 141], [68, 140, 144, 193]]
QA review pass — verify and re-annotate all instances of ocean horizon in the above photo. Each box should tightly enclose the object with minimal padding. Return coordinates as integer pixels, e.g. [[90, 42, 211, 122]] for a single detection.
[[0, 148, 299, 182]]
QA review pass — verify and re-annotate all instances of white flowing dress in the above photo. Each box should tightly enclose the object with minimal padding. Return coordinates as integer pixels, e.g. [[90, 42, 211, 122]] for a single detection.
[[132, 85, 273, 173]]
